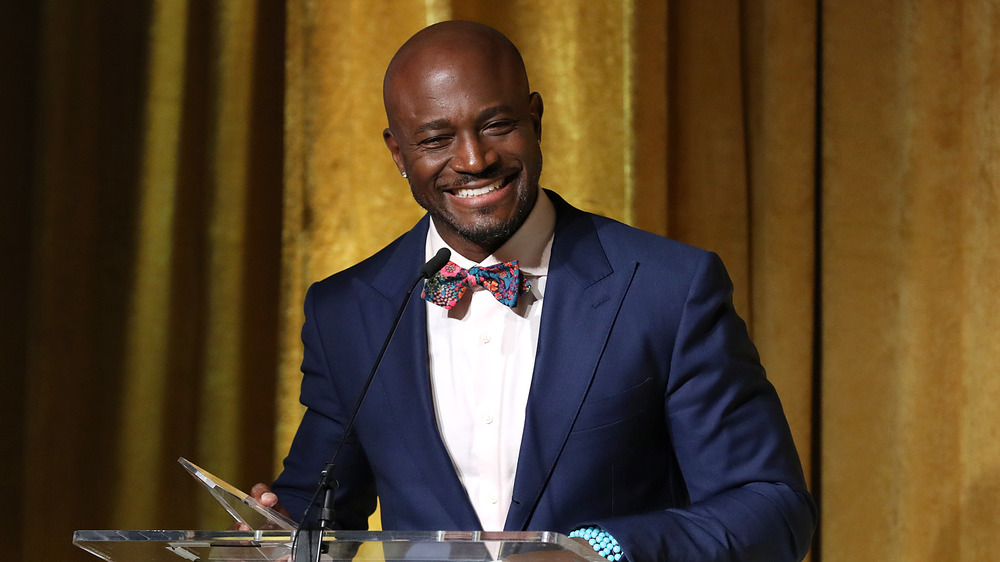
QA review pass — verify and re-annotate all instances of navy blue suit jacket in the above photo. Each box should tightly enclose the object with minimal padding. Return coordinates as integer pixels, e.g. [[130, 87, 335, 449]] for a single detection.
[[273, 191, 817, 561]]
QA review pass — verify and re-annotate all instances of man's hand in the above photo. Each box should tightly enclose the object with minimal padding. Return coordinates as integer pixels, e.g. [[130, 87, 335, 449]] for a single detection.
[[230, 483, 293, 531], [249, 482, 288, 513]]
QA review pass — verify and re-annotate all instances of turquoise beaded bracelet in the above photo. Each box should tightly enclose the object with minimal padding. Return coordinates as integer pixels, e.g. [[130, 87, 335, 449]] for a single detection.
[[569, 526, 623, 561]]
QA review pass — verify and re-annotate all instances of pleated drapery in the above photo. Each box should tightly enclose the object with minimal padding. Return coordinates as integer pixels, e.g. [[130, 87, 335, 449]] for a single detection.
[[5, 1, 285, 560], [5, 1, 999, 560]]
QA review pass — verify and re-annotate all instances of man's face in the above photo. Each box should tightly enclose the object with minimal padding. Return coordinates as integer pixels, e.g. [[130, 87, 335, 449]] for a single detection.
[[384, 47, 543, 258]]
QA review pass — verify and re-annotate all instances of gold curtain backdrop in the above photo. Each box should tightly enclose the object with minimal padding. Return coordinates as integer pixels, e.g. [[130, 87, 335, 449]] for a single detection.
[[5, 1, 286, 560], [4, 1, 999, 560], [822, 2, 1000, 559]]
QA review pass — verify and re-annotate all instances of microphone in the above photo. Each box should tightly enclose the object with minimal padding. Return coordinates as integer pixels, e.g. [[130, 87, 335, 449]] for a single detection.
[[420, 247, 452, 279], [292, 248, 451, 562]]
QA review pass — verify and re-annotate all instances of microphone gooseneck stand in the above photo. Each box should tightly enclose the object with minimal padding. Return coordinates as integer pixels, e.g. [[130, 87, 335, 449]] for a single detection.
[[291, 248, 452, 562]]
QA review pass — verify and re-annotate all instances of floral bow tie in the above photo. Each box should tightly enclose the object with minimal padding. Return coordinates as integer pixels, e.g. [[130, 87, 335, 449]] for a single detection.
[[422, 260, 531, 310]]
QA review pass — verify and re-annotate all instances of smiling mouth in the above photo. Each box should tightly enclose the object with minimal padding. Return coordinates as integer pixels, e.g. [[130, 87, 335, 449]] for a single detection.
[[453, 177, 506, 199]]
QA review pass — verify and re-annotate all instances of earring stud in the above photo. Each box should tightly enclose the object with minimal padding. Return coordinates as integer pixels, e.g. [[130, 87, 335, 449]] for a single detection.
[[402, 172, 408, 178]]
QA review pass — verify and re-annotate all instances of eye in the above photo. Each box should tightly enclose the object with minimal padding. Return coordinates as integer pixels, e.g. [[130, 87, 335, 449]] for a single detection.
[[418, 135, 452, 149], [484, 120, 517, 135]]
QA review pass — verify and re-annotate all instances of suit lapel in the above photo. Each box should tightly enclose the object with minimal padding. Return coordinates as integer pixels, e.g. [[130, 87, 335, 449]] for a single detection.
[[505, 195, 637, 530], [363, 217, 481, 529]]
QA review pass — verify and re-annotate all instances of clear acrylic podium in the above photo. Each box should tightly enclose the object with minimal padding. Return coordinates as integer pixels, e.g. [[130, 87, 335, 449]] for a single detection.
[[73, 529, 605, 560], [74, 459, 603, 560]]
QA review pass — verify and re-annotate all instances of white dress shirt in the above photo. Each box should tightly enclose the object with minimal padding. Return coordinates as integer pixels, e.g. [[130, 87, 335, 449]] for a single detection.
[[424, 189, 556, 531]]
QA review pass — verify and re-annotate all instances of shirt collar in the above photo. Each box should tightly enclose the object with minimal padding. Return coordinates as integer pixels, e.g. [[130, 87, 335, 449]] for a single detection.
[[426, 188, 555, 277]]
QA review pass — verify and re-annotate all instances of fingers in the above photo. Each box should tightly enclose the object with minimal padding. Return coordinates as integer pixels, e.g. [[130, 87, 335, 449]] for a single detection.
[[249, 482, 292, 519], [250, 482, 278, 506]]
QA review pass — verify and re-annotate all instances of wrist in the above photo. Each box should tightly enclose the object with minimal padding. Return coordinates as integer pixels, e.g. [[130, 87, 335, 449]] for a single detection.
[[569, 526, 623, 561]]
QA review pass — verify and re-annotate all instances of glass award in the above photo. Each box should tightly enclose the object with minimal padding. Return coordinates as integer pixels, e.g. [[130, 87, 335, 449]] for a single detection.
[[178, 456, 298, 531]]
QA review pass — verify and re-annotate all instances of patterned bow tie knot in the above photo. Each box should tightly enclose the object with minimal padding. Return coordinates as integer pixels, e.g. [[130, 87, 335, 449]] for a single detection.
[[422, 260, 531, 310]]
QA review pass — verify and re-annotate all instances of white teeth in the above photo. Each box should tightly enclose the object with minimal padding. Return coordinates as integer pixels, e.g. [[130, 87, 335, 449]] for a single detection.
[[454, 179, 503, 198]]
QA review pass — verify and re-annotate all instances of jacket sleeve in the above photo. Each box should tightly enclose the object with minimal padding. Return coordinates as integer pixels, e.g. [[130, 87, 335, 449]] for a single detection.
[[586, 252, 817, 561]]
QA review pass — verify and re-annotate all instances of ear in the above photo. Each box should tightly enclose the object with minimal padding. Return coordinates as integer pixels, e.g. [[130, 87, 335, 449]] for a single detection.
[[528, 92, 544, 142], [383, 128, 406, 176]]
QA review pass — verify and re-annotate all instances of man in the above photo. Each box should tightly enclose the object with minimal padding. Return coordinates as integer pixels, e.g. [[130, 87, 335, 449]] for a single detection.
[[254, 20, 817, 561]]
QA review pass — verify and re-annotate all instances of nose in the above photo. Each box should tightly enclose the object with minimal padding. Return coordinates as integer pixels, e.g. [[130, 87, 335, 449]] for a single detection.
[[450, 132, 498, 174]]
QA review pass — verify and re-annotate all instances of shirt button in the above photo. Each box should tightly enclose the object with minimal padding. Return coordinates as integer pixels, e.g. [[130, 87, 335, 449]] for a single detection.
[[484, 415, 494, 424], [480, 333, 491, 343], [489, 494, 499, 504]]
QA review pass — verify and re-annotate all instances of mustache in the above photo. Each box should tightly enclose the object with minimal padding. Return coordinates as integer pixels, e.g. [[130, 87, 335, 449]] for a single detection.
[[448, 165, 519, 188]]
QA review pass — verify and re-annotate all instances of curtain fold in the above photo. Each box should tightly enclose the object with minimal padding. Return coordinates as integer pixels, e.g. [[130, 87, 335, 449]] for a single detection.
[[9, 1, 285, 560], [740, 0, 819, 486], [7, 1, 1000, 560], [822, 1, 1000, 559]]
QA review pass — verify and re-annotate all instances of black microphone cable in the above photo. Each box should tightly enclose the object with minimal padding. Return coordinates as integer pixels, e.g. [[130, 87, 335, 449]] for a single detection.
[[290, 248, 451, 562]]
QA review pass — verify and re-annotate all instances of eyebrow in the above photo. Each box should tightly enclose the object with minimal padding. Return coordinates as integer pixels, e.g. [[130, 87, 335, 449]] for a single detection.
[[414, 118, 452, 135], [413, 105, 518, 135], [476, 105, 515, 123]]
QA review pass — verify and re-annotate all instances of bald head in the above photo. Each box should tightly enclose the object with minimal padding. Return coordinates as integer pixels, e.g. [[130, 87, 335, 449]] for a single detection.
[[383, 21, 531, 128]]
